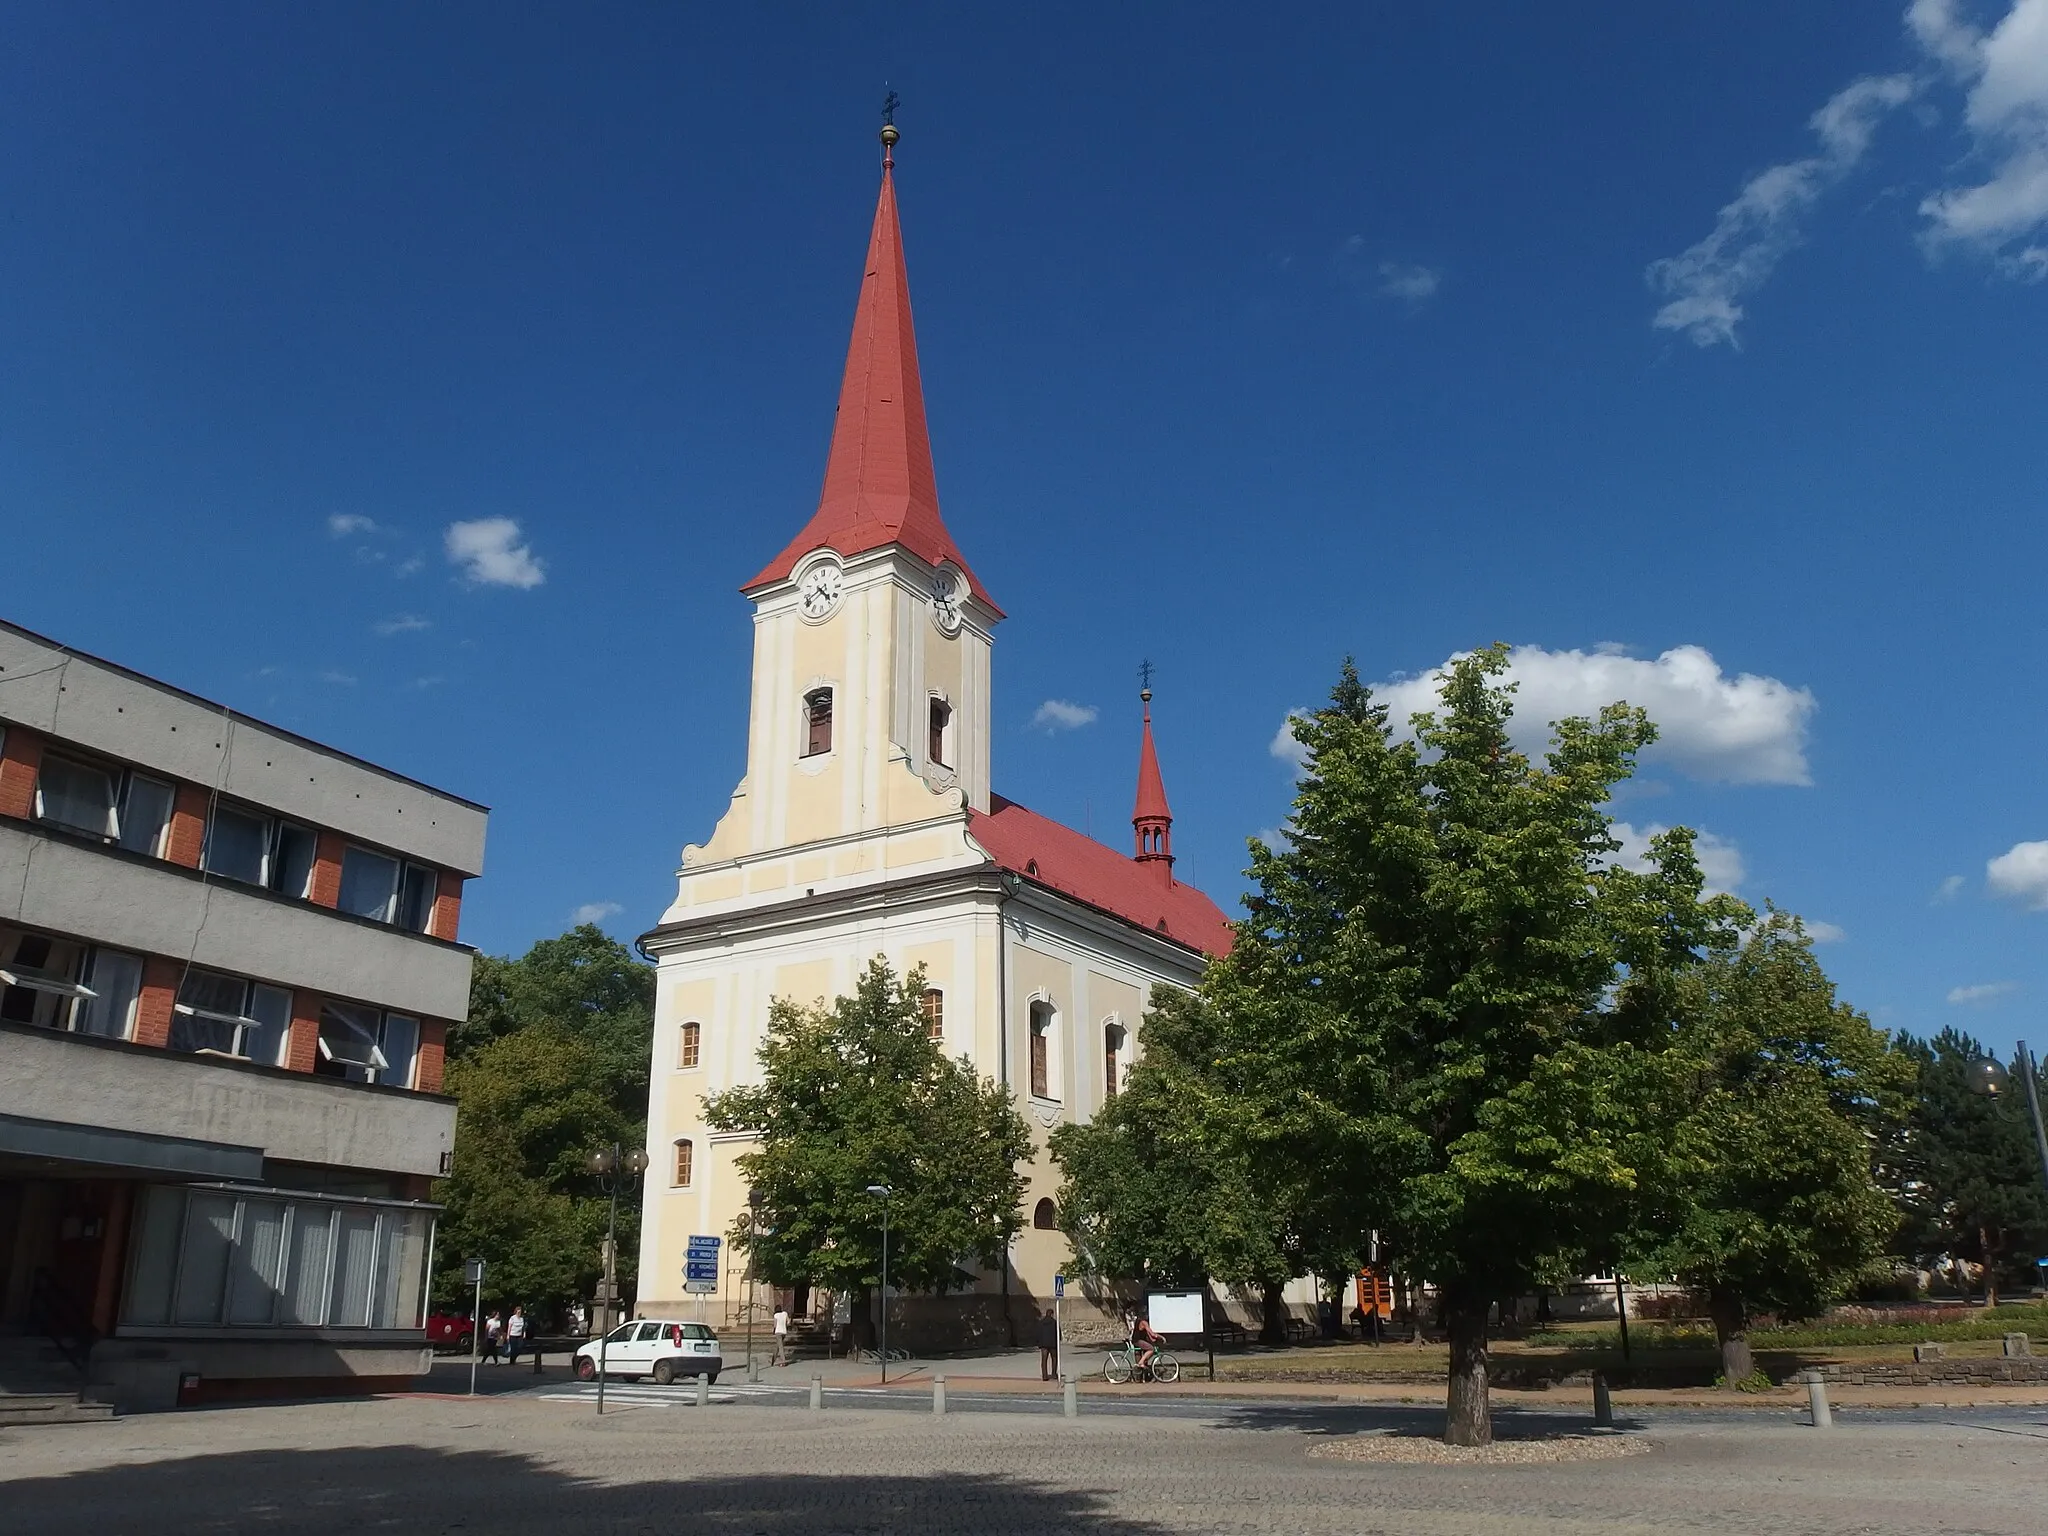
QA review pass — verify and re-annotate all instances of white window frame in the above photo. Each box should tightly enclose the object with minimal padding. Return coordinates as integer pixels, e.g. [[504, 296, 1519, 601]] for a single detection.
[[32, 753, 120, 840], [172, 969, 293, 1064]]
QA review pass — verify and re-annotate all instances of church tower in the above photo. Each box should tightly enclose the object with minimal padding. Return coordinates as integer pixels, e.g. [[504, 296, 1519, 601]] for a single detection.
[[636, 113, 1235, 1343]]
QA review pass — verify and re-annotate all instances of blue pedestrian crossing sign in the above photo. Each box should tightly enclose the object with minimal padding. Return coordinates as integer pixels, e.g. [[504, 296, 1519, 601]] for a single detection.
[[685, 1234, 721, 1294], [1053, 1273, 1065, 1300]]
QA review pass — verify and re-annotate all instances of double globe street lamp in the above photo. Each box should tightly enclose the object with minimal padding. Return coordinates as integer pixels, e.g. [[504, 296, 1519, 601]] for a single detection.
[[1966, 1043, 2048, 1194], [588, 1142, 649, 1415]]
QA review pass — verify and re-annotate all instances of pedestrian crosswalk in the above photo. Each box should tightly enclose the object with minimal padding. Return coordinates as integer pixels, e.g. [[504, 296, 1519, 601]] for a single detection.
[[529, 1383, 739, 1409]]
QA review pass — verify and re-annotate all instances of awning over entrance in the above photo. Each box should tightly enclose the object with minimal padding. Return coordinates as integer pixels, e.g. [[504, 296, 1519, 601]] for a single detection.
[[0, 1111, 264, 1181]]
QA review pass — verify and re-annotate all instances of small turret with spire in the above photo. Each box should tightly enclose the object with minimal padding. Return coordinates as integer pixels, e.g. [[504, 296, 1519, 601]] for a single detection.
[[1133, 662, 1174, 884]]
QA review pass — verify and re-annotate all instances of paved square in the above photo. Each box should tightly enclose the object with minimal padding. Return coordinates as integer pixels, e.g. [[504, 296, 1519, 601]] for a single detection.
[[4, 1394, 2043, 1534]]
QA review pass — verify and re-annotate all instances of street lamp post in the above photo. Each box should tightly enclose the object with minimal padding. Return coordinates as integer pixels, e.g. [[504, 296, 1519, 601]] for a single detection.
[[866, 1184, 893, 1385], [1967, 1042, 2048, 1195], [588, 1142, 649, 1415]]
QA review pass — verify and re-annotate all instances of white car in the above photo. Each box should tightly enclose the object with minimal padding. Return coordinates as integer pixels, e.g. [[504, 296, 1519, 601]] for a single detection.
[[574, 1319, 723, 1385]]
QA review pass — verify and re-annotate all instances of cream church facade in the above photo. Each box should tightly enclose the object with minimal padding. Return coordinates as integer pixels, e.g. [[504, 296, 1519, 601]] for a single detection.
[[634, 128, 1233, 1344]]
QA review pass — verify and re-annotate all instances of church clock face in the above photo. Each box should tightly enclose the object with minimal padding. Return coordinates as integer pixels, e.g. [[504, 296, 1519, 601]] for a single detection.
[[931, 566, 965, 634], [797, 560, 844, 621]]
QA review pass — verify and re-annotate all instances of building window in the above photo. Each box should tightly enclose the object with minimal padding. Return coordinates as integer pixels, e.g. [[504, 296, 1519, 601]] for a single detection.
[[203, 804, 319, 899], [1103, 1022, 1126, 1098], [33, 754, 119, 839], [1033, 1197, 1058, 1230], [172, 968, 293, 1065], [118, 775, 176, 858], [803, 687, 834, 757], [0, 927, 94, 1030], [1029, 999, 1056, 1099], [679, 1020, 702, 1069], [928, 697, 952, 768], [335, 846, 438, 929], [80, 948, 144, 1040], [920, 988, 944, 1042], [316, 1001, 420, 1087], [673, 1139, 694, 1188], [121, 1183, 432, 1332]]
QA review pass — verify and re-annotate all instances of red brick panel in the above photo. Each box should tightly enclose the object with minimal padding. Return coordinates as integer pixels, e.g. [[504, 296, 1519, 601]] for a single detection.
[[0, 727, 44, 819], [415, 1018, 447, 1093], [286, 990, 321, 1074], [134, 956, 182, 1047], [308, 831, 346, 908], [429, 871, 464, 941], [165, 785, 209, 868]]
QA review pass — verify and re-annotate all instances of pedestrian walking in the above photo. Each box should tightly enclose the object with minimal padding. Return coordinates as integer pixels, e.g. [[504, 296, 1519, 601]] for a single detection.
[[482, 1310, 503, 1364], [505, 1305, 527, 1364], [772, 1305, 790, 1367], [1035, 1307, 1060, 1381]]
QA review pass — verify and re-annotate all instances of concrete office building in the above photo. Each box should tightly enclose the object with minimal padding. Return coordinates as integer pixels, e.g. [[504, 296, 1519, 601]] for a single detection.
[[0, 619, 486, 1409]]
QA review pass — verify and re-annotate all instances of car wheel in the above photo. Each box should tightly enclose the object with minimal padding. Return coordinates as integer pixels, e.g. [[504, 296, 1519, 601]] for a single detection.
[[575, 1356, 597, 1382], [458, 1333, 474, 1355], [652, 1360, 676, 1386]]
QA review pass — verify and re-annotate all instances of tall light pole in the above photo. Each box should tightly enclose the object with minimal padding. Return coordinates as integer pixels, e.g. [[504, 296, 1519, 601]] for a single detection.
[[741, 1187, 763, 1383], [866, 1184, 893, 1384], [588, 1142, 649, 1415], [1967, 1043, 2048, 1194]]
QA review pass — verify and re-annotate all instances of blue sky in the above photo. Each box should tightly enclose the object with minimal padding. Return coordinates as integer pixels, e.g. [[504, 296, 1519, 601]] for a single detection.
[[4, 2, 2044, 1054]]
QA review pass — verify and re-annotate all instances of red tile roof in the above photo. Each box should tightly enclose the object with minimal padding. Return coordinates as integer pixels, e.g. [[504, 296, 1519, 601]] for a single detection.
[[970, 795, 1235, 958]]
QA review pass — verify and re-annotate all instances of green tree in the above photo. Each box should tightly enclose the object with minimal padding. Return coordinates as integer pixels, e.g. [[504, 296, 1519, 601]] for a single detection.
[[704, 959, 1031, 1342], [1638, 910, 1909, 1384], [432, 924, 656, 1314], [1051, 979, 1358, 1340], [1240, 648, 1732, 1444], [1889, 1029, 2048, 1304]]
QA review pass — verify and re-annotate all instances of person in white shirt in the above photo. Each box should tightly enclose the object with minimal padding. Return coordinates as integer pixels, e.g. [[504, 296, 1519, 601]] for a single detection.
[[505, 1305, 528, 1364], [772, 1305, 790, 1367], [483, 1310, 502, 1365]]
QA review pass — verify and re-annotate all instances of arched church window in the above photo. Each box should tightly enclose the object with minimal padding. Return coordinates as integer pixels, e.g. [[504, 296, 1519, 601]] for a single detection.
[[679, 1021, 701, 1069], [929, 697, 953, 768], [1029, 1000, 1056, 1099], [673, 1139, 694, 1188], [1103, 1022, 1126, 1098], [920, 988, 944, 1042], [1033, 1198, 1057, 1230], [803, 688, 834, 757]]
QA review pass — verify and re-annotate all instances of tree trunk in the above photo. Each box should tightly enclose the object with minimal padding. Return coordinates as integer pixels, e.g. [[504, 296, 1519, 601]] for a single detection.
[[1981, 1228, 1999, 1308], [1259, 1281, 1288, 1345], [1708, 1284, 1752, 1386], [1443, 1295, 1493, 1446], [846, 1287, 876, 1351]]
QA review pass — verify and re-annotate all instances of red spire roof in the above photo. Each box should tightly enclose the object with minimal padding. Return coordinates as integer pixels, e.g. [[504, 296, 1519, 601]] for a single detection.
[[1134, 692, 1172, 824], [745, 155, 997, 611]]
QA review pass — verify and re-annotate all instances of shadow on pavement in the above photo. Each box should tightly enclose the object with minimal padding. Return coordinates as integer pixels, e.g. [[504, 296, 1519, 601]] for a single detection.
[[1185, 1400, 1647, 1439], [2, 1447, 1176, 1536]]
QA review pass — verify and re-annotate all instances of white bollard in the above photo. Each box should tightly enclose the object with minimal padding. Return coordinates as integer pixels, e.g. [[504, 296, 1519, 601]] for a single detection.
[[1592, 1373, 1613, 1428], [696, 1374, 710, 1408], [1063, 1373, 1078, 1419], [810, 1374, 824, 1410], [1804, 1370, 1832, 1429], [933, 1373, 947, 1415]]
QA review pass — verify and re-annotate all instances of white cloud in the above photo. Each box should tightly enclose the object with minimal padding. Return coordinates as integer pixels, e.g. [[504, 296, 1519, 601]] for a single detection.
[[328, 514, 378, 538], [373, 614, 431, 636], [571, 902, 623, 926], [1803, 919, 1848, 943], [1987, 838, 2048, 908], [1934, 872, 1968, 902], [1610, 821, 1747, 895], [1031, 699, 1099, 733], [1272, 644, 1815, 786], [1914, 0, 2048, 275], [1948, 980, 2017, 1004], [445, 518, 545, 589], [1378, 262, 1442, 300], [1252, 826, 1292, 850], [317, 669, 358, 687], [1647, 72, 1918, 346]]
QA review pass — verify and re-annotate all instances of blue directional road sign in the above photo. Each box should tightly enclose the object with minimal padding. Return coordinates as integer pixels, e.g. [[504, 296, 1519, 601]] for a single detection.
[[685, 1235, 721, 1294]]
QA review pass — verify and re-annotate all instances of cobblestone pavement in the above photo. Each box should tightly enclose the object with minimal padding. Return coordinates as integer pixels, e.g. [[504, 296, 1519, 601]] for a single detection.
[[4, 1393, 2045, 1535]]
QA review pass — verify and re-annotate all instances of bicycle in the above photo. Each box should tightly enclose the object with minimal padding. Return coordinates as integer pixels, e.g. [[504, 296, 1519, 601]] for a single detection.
[[855, 1346, 911, 1363], [1101, 1341, 1180, 1384]]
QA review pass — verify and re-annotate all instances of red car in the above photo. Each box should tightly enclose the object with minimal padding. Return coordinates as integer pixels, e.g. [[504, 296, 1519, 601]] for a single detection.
[[426, 1312, 475, 1352]]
